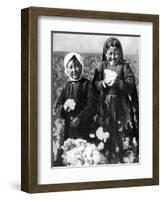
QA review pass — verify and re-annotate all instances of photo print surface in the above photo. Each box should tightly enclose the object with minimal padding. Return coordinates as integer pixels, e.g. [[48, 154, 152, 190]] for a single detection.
[[51, 32, 139, 167]]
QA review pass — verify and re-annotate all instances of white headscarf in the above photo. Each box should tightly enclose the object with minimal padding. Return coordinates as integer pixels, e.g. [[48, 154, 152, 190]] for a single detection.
[[64, 52, 84, 81]]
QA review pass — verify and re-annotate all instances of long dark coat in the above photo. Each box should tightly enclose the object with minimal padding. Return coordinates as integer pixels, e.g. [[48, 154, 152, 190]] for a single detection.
[[55, 77, 95, 140]]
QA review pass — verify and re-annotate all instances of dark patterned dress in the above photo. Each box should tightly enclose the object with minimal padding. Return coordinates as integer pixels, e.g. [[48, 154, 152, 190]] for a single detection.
[[93, 60, 139, 154]]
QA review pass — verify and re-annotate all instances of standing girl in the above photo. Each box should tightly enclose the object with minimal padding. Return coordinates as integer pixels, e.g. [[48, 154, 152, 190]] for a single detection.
[[93, 37, 139, 162], [55, 52, 95, 141]]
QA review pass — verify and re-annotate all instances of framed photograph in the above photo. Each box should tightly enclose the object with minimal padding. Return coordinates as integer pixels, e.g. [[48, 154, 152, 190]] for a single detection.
[[21, 7, 159, 193]]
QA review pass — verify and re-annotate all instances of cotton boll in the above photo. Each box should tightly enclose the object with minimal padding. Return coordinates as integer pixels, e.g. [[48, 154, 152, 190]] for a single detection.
[[68, 99, 76, 110], [133, 137, 138, 147], [96, 127, 104, 141], [70, 99, 76, 110], [54, 118, 64, 135], [64, 99, 76, 111], [66, 149, 77, 165], [104, 69, 117, 85], [98, 133, 103, 141], [96, 127, 103, 135], [123, 156, 130, 163], [103, 131, 110, 143], [90, 143, 96, 150], [123, 150, 136, 163], [97, 142, 104, 151], [62, 138, 76, 151], [128, 151, 135, 163], [76, 144, 85, 153], [62, 138, 108, 166], [89, 133, 95, 138], [92, 150, 101, 164], [127, 120, 133, 129], [122, 137, 130, 150], [83, 145, 92, 160], [96, 127, 110, 142], [61, 153, 68, 165], [75, 138, 87, 147], [83, 144, 96, 164], [63, 101, 68, 110]]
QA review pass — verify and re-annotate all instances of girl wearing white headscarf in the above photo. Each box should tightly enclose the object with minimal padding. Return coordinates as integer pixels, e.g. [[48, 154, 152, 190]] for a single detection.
[[55, 52, 95, 140]]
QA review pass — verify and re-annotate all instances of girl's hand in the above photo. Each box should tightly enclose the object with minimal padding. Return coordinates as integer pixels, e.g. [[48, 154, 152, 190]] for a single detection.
[[106, 79, 115, 86], [108, 77, 121, 87], [66, 107, 71, 112], [103, 78, 112, 86], [70, 117, 80, 127]]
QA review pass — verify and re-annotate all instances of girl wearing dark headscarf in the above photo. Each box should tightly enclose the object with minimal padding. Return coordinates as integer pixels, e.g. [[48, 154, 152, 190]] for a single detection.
[[93, 37, 139, 162]]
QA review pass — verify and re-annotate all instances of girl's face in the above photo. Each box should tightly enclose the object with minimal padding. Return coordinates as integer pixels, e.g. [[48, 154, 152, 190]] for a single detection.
[[66, 58, 82, 80], [105, 46, 121, 66]]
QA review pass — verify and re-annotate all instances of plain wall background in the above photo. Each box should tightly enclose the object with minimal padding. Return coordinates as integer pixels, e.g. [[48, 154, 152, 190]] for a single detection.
[[0, 0, 162, 199]]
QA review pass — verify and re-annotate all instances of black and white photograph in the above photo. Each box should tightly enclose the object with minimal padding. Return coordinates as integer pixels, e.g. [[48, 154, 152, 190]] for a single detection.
[[20, 6, 159, 193], [51, 32, 139, 167]]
